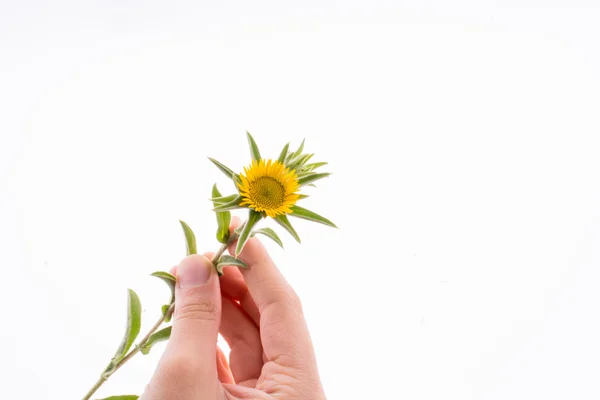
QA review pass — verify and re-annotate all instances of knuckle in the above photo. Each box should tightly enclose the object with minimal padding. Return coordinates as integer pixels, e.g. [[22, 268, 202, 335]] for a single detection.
[[260, 285, 303, 314], [159, 354, 200, 384], [286, 289, 303, 312], [175, 299, 219, 322]]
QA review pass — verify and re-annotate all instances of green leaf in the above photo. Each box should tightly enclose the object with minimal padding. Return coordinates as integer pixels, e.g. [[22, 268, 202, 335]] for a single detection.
[[218, 255, 249, 268], [297, 194, 310, 200], [277, 142, 290, 164], [179, 220, 197, 255], [115, 289, 142, 360], [299, 153, 315, 165], [210, 194, 239, 204], [213, 195, 243, 212], [252, 227, 284, 248], [274, 214, 301, 243], [216, 254, 249, 275], [151, 271, 176, 303], [232, 172, 243, 188], [207, 157, 235, 180], [246, 131, 262, 161], [235, 210, 262, 256], [292, 138, 305, 159], [104, 289, 142, 375], [296, 171, 317, 179], [288, 153, 314, 171], [212, 184, 231, 244], [289, 205, 337, 228], [150, 271, 175, 291], [161, 304, 172, 323], [140, 326, 172, 355], [298, 172, 331, 187], [303, 161, 328, 172], [97, 396, 139, 400]]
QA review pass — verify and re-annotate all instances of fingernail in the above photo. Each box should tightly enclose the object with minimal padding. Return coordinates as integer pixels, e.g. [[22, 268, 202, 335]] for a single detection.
[[178, 255, 212, 289]]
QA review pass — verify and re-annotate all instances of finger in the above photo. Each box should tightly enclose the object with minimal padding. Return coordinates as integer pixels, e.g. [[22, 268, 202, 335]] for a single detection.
[[208, 246, 263, 382], [163, 254, 221, 394], [169, 265, 177, 275], [216, 346, 235, 384], [219, 266, 260, 325], [227, 234, 314, 367], [222, 218, 260, 325], [220, 296, 263, 384], [207, 233, 261, 326], [230, 215, 242, 228]]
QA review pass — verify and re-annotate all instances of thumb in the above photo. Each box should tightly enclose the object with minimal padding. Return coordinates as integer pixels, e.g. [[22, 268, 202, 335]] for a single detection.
[[167, 254, 221, 384]]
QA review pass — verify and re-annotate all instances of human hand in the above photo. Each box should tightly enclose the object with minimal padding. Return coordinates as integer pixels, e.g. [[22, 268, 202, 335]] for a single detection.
[[141, 220, 326, 400]]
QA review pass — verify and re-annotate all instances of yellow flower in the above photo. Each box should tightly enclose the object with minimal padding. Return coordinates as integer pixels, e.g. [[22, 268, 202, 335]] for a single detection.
[[209, 132, 336, 255], [237, 159, 300, 218]]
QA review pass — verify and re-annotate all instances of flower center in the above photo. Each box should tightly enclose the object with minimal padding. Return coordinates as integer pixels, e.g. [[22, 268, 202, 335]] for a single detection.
[[249, 176, 285, 210]]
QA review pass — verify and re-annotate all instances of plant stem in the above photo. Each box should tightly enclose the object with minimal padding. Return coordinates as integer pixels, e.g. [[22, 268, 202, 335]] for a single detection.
[[82, 303, 175, 400], [115, 303, 175, 371], [82, 231, 240, 400], [211, 231, 239, 264], [81, 376, 106, 400]]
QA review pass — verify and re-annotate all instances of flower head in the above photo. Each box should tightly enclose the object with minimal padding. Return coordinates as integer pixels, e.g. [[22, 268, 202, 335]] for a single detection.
[[209, 131, 336, 256], [238, 159, 300, 218]]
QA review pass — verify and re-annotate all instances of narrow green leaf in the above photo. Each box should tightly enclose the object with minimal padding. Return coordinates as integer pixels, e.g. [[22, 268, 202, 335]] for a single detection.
[[297, 194, 310, 200], [213, 195, 243, 212], [289, 205, 337, 228], [303, 161, 328, 172], [161, 304, 172, 323], [97, 396, 139, 400], [296, 171, 316, 179], [212, 184, 231, 244], [288, 153, 314, 171], [207, 157, 235, 180], [298, 153, 315, 166], [277, 142, 290, 164], [298, 172, 331, 187], [150, 272, 175, 290], [235, 210, 262, 256], [252, 227, 284, 248], [274, 214, 301, 243], [218, 255, 249, 268], [212, 184, 223, 198], [293, 138, 305, 158], [210, 194, 239, 204], [179, 220, 197, 255], [104, 290, 142, 375], [232, 172, 243, 189], [115, 289, 142, 360], [151, 271, 176, 303], [246, 131, 262, 161], [285, 152, 295, 164], [140, 326, 172, 355], [216, 254, 249, 275]]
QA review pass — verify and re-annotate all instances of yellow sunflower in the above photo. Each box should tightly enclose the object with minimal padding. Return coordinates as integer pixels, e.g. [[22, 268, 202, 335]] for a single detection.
[[209, 132, 335, 256], [237, 159, 300, 218]]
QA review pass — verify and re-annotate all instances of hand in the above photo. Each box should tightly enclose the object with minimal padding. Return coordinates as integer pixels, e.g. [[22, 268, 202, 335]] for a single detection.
[[142, 220, 326, 400]]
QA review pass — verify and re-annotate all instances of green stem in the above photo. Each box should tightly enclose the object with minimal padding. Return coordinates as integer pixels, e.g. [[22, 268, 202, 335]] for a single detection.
[[211, 231, 239, 265], [81, 376, 106, 400], [82, 304, 175, 400], [82, 231, 241, 400]]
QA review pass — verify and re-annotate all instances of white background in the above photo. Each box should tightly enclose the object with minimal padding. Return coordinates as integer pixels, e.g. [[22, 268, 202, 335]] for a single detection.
[[2, 1, 600, 399]]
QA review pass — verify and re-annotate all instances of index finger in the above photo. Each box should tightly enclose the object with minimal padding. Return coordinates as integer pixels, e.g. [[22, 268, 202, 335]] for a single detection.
[[228, 227, 315, 368]]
